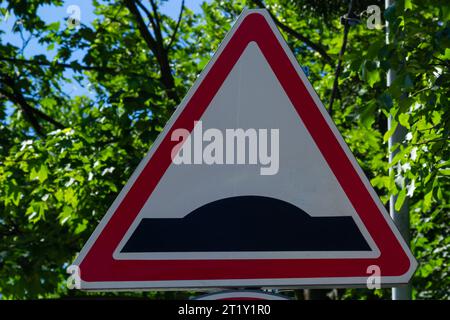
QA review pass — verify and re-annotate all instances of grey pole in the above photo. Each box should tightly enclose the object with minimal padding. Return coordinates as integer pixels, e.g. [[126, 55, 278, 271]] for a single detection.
[[386, 0, 412, 300]]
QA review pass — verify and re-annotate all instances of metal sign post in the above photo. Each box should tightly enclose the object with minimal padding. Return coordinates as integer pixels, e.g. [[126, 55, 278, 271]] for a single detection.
[[386, 0, 413, 300]]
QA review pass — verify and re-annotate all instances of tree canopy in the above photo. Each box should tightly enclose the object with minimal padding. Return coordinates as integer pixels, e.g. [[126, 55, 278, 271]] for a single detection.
[[0, 0, 448, 299]]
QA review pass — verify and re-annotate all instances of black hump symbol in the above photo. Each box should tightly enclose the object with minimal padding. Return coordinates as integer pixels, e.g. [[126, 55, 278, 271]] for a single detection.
[[121, 196, 371, 252]]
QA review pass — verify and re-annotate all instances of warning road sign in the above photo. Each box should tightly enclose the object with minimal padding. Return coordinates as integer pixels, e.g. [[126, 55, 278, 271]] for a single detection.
[[73, 9, 416, 290]]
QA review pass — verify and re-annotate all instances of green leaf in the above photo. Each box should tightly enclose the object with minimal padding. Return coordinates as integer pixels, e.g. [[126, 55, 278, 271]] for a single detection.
[[47, 21, 60, 32], [384, 120, 398, 142], [59, 206, 73, 225], [405, 0, 413, 10], [29, 167, 38, 181], [54, 189, 64, 202], [395, 188, 407, 211], [74, 219, 88, 234], [423, 190, 433, 210], [431, 110, 441, 126], [29, 165, 48, 183], [361, 101, 377, 128], [64, 188, 78, 207], [198, 56, 210, 71], [398, 113, 410, 129], [37, 165, 48, 183], [436, 187, 443, 200], [360, 60, 380, 87], [367, 70, 380, 87]]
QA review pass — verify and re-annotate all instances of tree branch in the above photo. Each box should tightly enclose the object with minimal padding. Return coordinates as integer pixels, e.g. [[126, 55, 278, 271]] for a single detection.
[[124, 0, 180, 104], [148, 0, 164, 46], [251, 0, 333, 65], [134, 0, 164, 52], [328, 0, 354, 116], [135, 0, 158, 38], [0, 88, 44, 136], [0, 56, 149, 78], [1, 73, 65, 135], [433, 56, 450, 67], [1, 57, 115, 72], [0, 87, 65, 130], [124, 0, 158, 51], [413, 137, 449, 146], [167, 0, 185, 52]]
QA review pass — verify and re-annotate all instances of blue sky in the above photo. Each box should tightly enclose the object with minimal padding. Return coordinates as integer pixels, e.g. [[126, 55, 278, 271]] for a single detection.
[[1, 0, 207, 97], [1, 0, 206, 53]]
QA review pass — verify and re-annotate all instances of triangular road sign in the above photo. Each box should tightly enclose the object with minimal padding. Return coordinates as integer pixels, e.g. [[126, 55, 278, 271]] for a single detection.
[[73, 9, 416, 290]]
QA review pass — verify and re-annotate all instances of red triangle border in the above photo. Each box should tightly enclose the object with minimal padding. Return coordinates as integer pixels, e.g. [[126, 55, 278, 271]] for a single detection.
[[76, 11, 415, 287]]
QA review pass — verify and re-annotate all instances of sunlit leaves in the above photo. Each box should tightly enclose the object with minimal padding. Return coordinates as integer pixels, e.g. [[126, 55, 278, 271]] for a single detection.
[[30, 164, 48, 183]]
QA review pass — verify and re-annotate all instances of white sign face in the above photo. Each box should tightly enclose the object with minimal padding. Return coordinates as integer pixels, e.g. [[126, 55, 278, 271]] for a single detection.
[[113, 41, 378, 261], [73, 9, 416, 290]]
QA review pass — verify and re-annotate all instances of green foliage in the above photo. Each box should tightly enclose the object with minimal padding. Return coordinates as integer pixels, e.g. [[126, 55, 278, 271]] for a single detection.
[[0, 0, 448, 299]]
